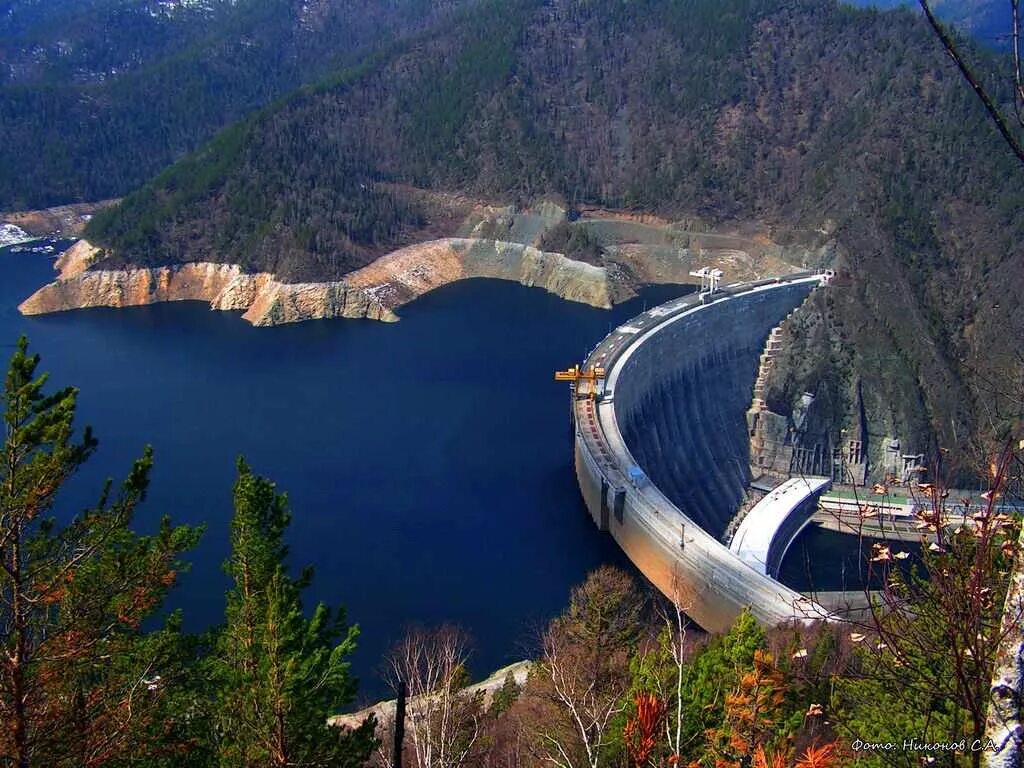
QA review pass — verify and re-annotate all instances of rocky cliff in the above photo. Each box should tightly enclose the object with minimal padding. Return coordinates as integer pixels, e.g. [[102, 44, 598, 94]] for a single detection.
[[53, 240, 104, 277], [19, 237, 617, 326], [19, 262, 271, 316]]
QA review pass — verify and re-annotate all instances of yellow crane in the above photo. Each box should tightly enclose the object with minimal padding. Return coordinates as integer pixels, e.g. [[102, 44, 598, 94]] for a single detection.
[[554, 364, 606, 400]]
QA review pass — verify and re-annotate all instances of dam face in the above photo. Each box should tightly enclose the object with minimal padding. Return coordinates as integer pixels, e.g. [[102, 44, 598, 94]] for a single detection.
[[573, 276, 828, 632]]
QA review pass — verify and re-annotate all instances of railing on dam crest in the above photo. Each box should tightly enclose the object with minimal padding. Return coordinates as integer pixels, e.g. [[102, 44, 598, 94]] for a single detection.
[[570, 273, 839, 633]]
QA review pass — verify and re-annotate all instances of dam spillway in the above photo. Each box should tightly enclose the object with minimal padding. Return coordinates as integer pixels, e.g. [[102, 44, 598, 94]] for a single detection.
[[572, 274, 830, 632]]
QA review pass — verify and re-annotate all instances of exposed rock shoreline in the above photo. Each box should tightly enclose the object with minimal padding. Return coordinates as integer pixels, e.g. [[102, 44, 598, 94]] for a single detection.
[[327, 660, 532, 729], [1, 200, 118, 240], [18, 201, 821, 327], [19, 238, 615, 326]]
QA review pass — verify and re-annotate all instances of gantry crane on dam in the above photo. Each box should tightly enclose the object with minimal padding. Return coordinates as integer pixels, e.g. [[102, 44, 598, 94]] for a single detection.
[[554, 364, 606, 400]]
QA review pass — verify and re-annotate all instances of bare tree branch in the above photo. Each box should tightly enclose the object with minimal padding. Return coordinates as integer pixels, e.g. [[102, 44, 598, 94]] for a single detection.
[[919, 0, 1024, 164], [384, 626, 482, 768]]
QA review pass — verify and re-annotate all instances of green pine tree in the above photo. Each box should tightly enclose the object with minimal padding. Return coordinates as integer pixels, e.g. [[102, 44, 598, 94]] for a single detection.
[[489, 671, 521, 717], [675, 609, 768, 765], [211, 459, 374, 768], [0, 336, 201, 768]]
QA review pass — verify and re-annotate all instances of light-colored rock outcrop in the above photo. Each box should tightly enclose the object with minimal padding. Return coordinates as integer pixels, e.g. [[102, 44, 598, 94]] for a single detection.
[[239, 280, 398, 326], [18, 209, 825, 327], [54, 240, 104, 277], [19, 262, 271, 316], [328, 660, 532, 730], [19, 237, 614, 326], [344, 238, 611, 310]]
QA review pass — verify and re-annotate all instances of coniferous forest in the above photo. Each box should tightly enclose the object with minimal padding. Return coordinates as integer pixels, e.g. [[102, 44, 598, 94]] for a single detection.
[[0, 0, 474, 210], [5, 0, 1024, 462], [77, 0, 1024, 477]]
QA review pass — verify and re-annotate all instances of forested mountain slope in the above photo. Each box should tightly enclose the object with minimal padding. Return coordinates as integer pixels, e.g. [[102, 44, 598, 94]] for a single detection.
[[82, 0, 1024, 471], [0, 0, 475, 208], [845, 0, 1011, 47]]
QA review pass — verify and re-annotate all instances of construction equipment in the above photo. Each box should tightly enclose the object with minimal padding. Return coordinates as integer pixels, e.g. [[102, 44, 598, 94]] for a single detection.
[[554, 364, 607, 400], [689, 266, 724, 298]]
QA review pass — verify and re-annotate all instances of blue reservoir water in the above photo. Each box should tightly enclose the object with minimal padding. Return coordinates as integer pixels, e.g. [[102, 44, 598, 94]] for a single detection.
[[0, 242, 690, 702]]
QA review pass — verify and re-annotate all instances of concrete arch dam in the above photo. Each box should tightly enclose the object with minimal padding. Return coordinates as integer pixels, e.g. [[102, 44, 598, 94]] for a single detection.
[[572, 275, 830, 633]]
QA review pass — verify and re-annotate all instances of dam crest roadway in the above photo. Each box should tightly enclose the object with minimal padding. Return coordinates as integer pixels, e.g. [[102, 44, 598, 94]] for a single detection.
[[568, 273, 848, 632]]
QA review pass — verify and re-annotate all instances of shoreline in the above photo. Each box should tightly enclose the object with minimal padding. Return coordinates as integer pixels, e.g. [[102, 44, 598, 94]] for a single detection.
[[14, 200, 826, 328], [18, 232, 812, 327], [18, 238, 616, 326]]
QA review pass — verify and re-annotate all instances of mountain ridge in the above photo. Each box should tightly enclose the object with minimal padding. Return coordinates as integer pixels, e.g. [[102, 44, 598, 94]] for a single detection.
[[33, 0, 1024, 474], [0, 0, 480, 208], [844, 0, 1011, 47]]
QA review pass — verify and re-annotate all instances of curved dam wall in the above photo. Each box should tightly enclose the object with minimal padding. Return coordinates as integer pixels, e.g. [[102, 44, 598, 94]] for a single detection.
[[613, 295, 795, 539], [573, 276, 829, 633]]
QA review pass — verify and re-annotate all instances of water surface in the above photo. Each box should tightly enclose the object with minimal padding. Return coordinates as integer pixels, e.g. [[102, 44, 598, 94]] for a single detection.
[[1, 242, 689, 701]]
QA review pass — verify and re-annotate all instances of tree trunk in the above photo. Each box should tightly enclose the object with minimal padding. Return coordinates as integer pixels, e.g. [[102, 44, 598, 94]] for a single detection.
[[11, 530, 29, 768], [984, 525, 1024, 768]]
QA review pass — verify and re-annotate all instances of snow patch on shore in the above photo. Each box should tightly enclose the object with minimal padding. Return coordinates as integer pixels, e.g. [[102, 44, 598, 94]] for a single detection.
[[0, 223, 35, 249]]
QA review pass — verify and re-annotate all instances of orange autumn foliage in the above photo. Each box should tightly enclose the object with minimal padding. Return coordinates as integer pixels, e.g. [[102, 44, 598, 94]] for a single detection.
[[752, 745, 788, 768], [795, 742, 837, 768], [701, 649, 790, 768], [624, 692, 667, 768]]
